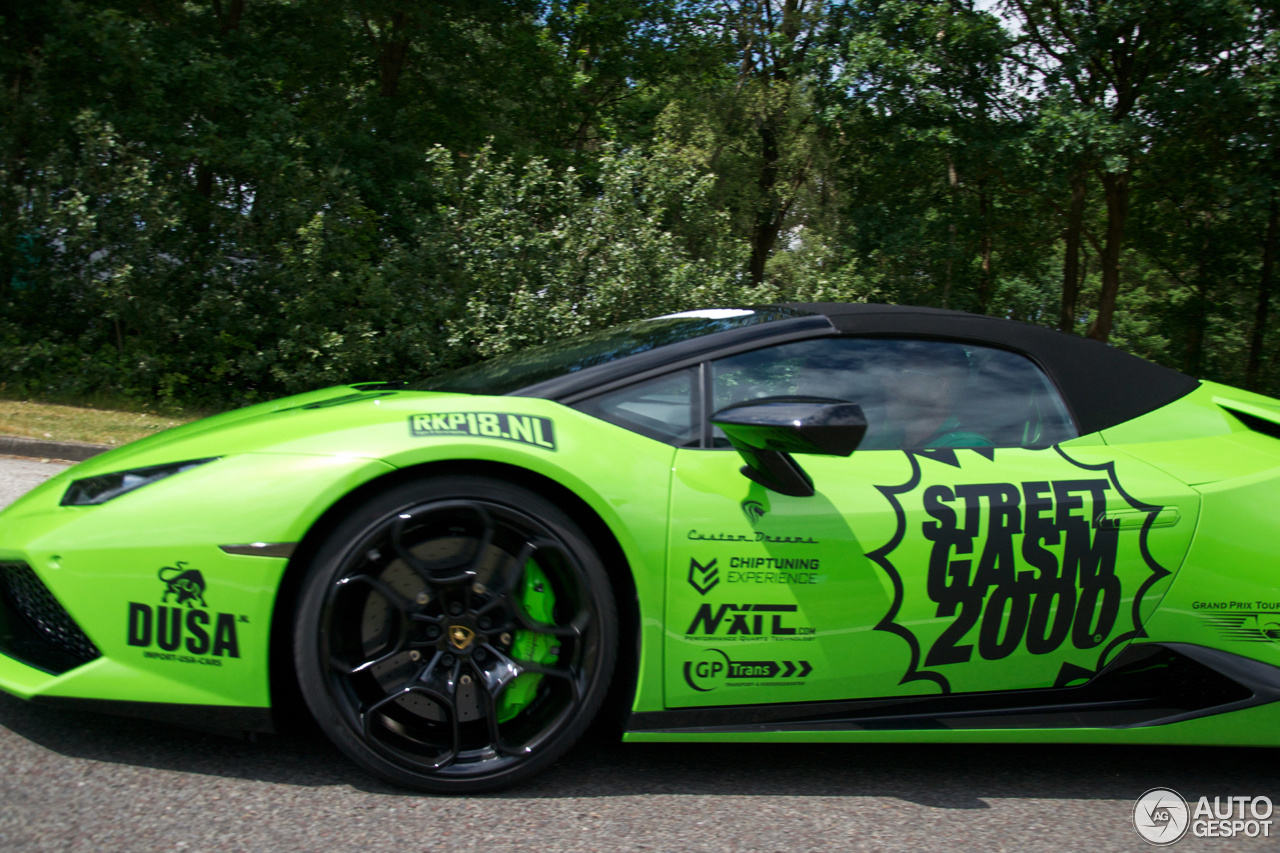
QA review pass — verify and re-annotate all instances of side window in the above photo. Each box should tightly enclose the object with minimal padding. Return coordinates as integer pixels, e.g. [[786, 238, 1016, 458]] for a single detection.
[[573, 368, 699, 446], [710, 337, 1077, 450]]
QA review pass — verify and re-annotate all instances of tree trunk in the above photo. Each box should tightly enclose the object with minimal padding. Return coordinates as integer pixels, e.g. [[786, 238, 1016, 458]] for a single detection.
[[1059, 172, 1086, 332], [748, 121, 782, 286], [193, 162, 214, 236], [1184, 235, 1210, 376], [213, 0, 245, 36], [364, 10, 416, 100], [943, 154, 958, 308], [1088, 170, 1129, 343], [976, 177, 993, 312], [1246, 190, 1279, 389]]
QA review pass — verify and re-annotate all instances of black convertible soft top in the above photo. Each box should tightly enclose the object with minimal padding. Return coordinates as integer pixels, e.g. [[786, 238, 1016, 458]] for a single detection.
[[507, 302, 1198, 437], [782, 303, 1198, 436]]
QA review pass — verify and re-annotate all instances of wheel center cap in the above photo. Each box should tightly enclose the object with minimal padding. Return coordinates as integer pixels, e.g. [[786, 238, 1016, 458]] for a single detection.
[[448, 624, 476, 651]]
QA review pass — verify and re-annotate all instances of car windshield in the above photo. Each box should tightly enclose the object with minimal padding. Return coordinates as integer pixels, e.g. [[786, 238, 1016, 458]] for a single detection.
[[411, 308, 810, 395]]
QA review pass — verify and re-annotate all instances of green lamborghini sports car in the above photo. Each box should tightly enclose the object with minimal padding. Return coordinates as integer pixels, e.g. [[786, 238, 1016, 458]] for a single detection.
[[3, 303, 1280, 792]]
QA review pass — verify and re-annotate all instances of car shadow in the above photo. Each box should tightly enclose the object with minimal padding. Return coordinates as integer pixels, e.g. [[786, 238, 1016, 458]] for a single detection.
[[1, 692, 1274, 806]]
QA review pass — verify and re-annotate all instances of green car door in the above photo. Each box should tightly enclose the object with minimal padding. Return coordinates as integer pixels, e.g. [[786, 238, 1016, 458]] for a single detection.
[[662, 336, 1201, 708]]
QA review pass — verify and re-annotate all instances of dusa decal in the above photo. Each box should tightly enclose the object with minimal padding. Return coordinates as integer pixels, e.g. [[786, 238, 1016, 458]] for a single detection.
[[408, 412, 556, 450], [159, 562, 207, 607], [682, 648, 813, 692], [870, 446, 1174, 693], [127, 564, 247, 665]]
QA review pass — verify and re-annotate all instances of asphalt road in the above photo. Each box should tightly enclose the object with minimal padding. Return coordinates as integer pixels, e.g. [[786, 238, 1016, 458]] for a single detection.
[[1, 456, 1278, 852], [0, 455, 69, 509]]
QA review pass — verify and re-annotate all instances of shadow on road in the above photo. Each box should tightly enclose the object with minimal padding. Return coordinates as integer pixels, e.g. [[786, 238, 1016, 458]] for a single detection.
[[2, 691, 1274, 807]]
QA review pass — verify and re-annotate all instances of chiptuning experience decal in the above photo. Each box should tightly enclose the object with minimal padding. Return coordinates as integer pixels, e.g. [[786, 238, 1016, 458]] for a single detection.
[[868, 446, 1173, 693]]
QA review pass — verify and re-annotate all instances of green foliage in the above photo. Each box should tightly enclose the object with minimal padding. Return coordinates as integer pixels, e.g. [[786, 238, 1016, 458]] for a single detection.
[[2, 0, 1280, 409], [437, 143, 751, 356]]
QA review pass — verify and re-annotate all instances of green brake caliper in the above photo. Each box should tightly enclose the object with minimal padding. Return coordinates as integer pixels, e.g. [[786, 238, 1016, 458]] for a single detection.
[[495, 560, 558, 723]]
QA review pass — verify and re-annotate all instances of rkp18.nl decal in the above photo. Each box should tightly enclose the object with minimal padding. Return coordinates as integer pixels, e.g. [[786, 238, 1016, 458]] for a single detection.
[[868, 447, 1173, 693]]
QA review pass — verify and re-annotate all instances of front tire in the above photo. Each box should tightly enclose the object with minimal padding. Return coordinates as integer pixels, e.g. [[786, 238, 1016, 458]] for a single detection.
[[294, 476, 617, 793]]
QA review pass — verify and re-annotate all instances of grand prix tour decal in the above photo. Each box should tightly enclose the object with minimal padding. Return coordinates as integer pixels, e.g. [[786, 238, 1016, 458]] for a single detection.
[[1198, 606, 1280, 644], [408, 412, 556, 450], [126, 563, 247, 665], [869, 447, 1173, 693]]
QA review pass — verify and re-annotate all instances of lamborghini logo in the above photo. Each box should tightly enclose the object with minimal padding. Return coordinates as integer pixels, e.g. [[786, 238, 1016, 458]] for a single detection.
[[448, 624, 476, 651]]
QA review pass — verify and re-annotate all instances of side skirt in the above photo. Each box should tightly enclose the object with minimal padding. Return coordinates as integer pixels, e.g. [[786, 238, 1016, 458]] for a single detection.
[[626, 644, 1280, 735]]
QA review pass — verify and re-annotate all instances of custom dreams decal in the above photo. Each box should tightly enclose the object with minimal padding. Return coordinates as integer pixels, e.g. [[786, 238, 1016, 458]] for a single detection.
[[127, 563, 247, 665], [869, 447, 1172, 693], [408, 413, 555, 450]]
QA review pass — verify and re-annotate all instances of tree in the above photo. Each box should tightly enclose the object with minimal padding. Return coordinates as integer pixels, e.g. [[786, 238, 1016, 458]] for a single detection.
[[1002, 0, 1250, 342]]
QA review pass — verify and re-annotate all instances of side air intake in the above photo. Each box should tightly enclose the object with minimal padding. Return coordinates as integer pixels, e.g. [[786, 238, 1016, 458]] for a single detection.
[[0, 561, 101, 674]]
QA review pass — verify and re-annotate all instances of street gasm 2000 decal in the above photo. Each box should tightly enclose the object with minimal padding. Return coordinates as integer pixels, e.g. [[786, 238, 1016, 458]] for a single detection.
[[868, 447, 1174, 694]]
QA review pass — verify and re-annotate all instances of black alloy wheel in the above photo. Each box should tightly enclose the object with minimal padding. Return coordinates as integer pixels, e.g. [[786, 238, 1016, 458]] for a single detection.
[[294, 476, 617, 793]]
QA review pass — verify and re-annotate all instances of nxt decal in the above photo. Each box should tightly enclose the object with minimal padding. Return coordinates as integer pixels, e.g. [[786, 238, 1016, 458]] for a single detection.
[[685, 603, 816, 641], [408, 412, 555, 450], [127, 564, 247, 665], [686, 556, 822, 594], [1199, 612, 1280, 643], [682, 648, 813, 692], [869, 447, 1172, 693]]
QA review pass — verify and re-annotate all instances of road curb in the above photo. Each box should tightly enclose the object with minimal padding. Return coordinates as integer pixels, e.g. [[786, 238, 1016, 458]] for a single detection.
[[0, 435, 110, 462]]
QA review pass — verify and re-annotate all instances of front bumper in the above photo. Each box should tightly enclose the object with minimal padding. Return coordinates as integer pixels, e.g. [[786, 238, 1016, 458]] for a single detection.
[[0, 452, 393, 709]]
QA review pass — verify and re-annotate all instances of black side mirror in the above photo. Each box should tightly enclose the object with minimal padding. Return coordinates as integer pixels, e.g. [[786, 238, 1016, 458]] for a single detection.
[[710, 396, 867, 497]]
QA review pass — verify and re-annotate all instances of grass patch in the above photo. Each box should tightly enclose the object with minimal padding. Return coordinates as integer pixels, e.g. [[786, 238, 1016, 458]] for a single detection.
[[0, 399, 199, 446]]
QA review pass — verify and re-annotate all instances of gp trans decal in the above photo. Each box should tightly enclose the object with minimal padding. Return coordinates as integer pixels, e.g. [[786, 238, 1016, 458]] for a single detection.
[[408, 412, 556, 450], [684, 603, 816, 642], [126, 563, 246, 665], [682, 648, 813, 691], [686, 557, 822, 595], [869, 447, 1172, 693]]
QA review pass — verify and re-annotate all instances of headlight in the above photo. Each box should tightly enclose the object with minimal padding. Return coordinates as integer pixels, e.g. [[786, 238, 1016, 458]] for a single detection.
[[60, 458, 220, 506]]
